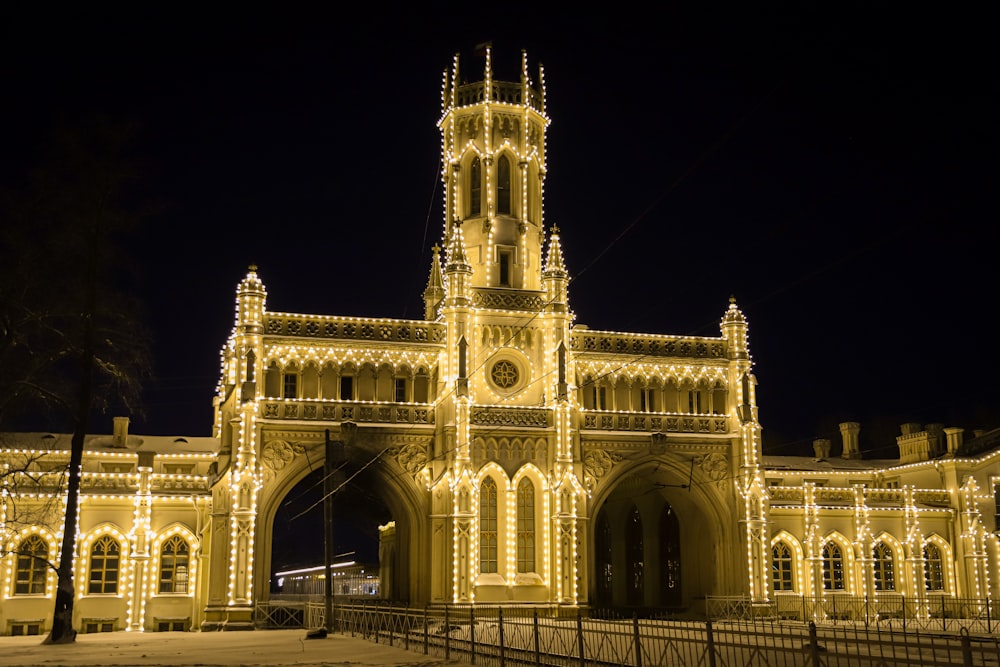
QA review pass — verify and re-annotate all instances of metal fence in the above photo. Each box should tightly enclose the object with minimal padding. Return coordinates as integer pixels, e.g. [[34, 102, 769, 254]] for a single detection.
[[254, 600, 1000, 666], [707, 595, 1000, 634]]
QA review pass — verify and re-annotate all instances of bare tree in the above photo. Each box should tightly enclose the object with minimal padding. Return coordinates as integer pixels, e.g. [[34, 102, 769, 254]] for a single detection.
[[0, 114, 153, 643]]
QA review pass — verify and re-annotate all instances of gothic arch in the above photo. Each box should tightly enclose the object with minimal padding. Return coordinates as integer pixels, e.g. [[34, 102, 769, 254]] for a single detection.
[[589, 456, 738, 608], [253, 434, 430, 605], [770, 530, 805, 593]]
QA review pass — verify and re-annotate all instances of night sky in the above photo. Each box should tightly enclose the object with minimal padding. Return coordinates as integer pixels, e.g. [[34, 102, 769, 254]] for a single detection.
[[3, 5, 996, 463]]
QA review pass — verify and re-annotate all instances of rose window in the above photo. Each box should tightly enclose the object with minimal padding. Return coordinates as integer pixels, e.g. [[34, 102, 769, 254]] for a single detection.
[[491, 360, 519, 389]]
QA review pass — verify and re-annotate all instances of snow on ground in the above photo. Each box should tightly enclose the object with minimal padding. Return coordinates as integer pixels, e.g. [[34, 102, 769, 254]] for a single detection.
[[0, 629, 458, 666]]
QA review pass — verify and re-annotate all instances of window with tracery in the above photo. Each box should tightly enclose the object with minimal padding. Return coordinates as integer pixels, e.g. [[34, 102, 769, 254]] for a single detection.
[[159, 536, 190, 593], [822, 542, 845, 590], [924, 543, 945, 591], [873, 542, 895, 591], [479, 478, 498, 573], [14, 535, 47, 595], [516, 478, 535, 572], [772, 542, 794, 592], [89, 535, 121, 594]]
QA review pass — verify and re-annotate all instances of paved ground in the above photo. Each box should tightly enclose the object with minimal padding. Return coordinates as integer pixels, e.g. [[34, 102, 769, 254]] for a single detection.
[[0, 629, 463, 666]]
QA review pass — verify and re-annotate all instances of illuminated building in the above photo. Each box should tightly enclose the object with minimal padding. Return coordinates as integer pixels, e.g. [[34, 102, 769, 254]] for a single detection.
[[2, 46, 999, 634]]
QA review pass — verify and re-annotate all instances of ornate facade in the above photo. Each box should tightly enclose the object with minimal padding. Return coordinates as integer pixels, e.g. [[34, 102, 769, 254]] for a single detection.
[[3, 46, 1000, 634]]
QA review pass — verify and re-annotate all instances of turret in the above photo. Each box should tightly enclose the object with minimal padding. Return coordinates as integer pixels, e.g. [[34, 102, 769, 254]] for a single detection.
[[437, 46, 549, 291], [541, 225, 569, 312], [235, 264, 267, 335], [423, 244, 445, 319]]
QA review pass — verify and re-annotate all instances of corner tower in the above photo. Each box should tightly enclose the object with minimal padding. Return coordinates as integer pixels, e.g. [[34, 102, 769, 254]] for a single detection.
[[438, 46, 549, 291]]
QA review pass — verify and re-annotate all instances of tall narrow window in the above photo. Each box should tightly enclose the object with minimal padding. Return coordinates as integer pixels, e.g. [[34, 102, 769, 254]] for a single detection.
[[394, 378, 407, 402], [497, 155, 511, 215], [516, 478, 535, 573], [688, 390, 701, 413], [159, 536, 190, 593], [340, 375, 354, 400], [479, 478, 498, 573], [772, 542, 794, 592], [660, 504, 681, 606], [626, 505, 644, 606], [924, 543, 945, 591], [14, 535, 47, 595], [89, 535, 121, 594], [596, 386, 607, 410], [873, 542, 895, 591], [822, 542, 845, 591], [469, 157, 482, 216], [640, 388, 655, 412], [283, 372, 298, 399], [246, 350, 256, 382], [497, 247, 514, 287]]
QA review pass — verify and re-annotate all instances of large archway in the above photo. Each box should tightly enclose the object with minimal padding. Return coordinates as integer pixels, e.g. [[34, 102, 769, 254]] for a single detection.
[[252, 431, 432, 606], [591, 460, 733, 613]]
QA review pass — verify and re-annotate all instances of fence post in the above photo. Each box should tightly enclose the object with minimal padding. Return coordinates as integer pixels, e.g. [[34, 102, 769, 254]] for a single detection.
[[806, 620, 821, 667], [577, 610, 585, 667], [470, 606, 476, 665], [445, 606, 450, 662], [864, 595, 869, 627], [705, 619, 716, 667], [633, 613, 643, 667], [988, 596, 993, 633], [961, 627, 973, 667], [533, 608, 540, 667], [498, 607, 505, 667], [902, 594, 906, 633], [423, 604, 429, 655]]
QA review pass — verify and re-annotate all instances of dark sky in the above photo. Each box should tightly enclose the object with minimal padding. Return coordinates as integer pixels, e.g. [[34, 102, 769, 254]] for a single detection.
[[3, 5, 996, 459]]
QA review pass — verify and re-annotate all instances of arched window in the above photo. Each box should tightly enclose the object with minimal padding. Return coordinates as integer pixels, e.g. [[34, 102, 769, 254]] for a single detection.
[[496, 155, 511, 215], [873, 542, 895, 591], [159, 535, 190, 593], [14, 535, 48, 595], [89, 535, 121, 594], [822, 542, 845, 590], [772, 542, 794, 592], [660, 504, 681, 606], [626, 505, 644, 606], [479, 478, 498, 573], [924, 543, 945, 591], [469, 156, 482, 216], [516, 478, 535, 573]]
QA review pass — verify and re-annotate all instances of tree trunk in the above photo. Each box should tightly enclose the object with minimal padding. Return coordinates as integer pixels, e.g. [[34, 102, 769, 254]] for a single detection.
[[44, 221, 100, 644]]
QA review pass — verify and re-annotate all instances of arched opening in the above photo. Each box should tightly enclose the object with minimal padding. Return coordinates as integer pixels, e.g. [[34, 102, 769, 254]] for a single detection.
[[269, 464, 392, 599]]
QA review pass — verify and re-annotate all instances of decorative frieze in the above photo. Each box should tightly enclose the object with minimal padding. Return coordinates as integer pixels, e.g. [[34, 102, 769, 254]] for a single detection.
[[470, 407, 550, 428], [263, 314, 445, 344]]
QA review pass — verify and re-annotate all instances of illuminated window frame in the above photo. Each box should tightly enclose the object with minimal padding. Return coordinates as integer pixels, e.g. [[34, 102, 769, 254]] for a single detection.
[[159, 535, 190, 594], [873, 542, 895, 591], [516, 478, 535, 573], [479, 478, 498, 574], [14, 535, 48, 595], [924, 543, 945, 592], [771, 542, 794, 592], [822, 542, 845, 591], [88, 535, 121, 595]]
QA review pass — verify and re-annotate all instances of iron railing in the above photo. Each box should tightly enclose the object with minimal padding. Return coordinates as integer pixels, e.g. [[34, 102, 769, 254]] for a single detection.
[[254, 600, 1000, 666]]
